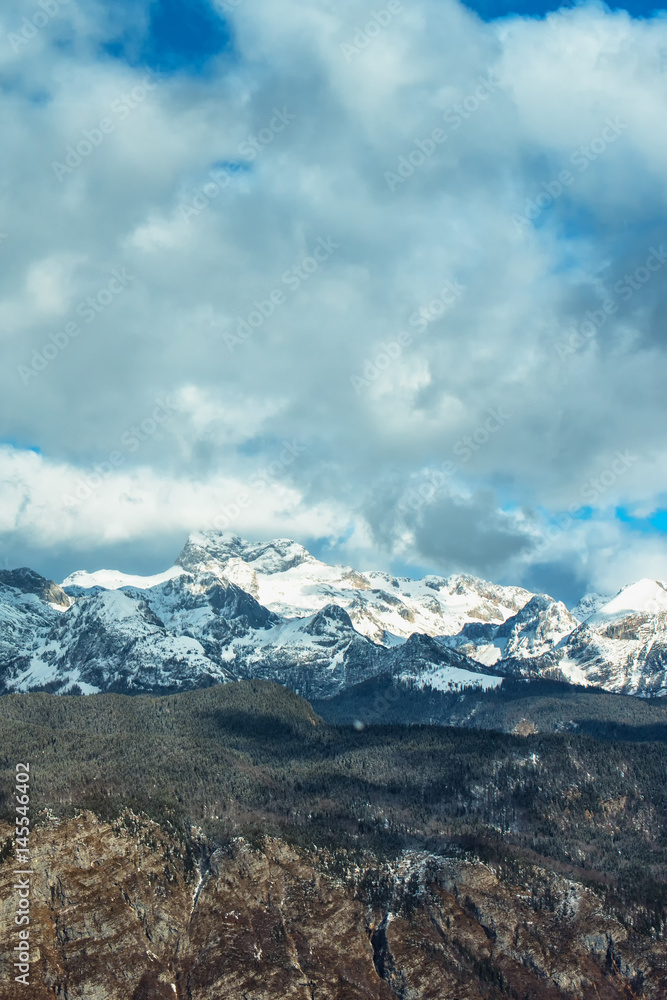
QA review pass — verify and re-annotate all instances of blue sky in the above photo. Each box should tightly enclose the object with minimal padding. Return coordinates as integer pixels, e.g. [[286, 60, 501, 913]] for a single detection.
[[467, 0, 665, 17], [99, 1, 667, 81], [103, 0, 667, 73], [103, 0, 232, 75], [1, 0, 667, 604]]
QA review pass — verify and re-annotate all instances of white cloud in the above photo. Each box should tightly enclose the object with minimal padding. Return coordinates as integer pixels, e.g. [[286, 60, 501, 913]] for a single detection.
[[1, 0, 667, 599]]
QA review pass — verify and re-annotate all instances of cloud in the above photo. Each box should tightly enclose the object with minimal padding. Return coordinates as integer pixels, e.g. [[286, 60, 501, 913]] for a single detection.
[[1, 0, 667, 598], [411, 491, 533, 577]]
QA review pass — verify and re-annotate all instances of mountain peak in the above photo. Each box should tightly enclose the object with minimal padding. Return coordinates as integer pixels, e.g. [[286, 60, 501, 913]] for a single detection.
[[0, 567, 71, 609], [176, 532, 316, 576], [570, 592, 612, 622], [592, 579, 667, 620]]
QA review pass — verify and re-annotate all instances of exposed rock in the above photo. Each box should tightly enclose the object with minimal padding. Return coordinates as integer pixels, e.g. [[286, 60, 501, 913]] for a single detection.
[[0, 813, 664, 999], [0, 569, 71, 609]]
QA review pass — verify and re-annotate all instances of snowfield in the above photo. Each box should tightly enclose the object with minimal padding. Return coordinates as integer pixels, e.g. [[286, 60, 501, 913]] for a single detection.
[[0, 532, 665, 700]]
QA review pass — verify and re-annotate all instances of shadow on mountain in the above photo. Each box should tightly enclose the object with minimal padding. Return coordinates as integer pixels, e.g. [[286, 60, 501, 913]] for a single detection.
[[314, 675, 667, 741]]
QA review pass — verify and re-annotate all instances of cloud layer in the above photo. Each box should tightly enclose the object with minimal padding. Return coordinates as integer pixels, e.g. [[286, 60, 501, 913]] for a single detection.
[[1, 0, 667, 601]]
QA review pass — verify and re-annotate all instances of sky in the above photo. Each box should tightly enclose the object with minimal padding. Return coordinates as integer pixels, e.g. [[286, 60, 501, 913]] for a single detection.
[[1, 0, 667, 606]]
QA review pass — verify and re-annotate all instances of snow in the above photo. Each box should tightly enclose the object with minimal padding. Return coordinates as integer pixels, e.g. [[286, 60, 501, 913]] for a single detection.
[[93, 589, 150, 621], [73, 681, 100, 695], [471, 642, 505, 666], [557, 656, 593, 688], [6, 532, 667, 702], [60, 534, 536, 651], [184, 536, 534, 645], [62, 566, 186, 591], [570, 593, 612, 622], [399, 665, 503, 693], [590, 579, 667, 621]]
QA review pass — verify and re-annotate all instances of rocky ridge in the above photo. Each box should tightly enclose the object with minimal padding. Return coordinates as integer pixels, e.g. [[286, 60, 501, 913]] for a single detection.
[[0, 812, 663, 999], [0, 680, 665, 997], [2, 533, 667, 701]]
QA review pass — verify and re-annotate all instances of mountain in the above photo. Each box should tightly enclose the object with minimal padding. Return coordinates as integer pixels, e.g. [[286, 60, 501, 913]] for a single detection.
[[314, 674, 667, 738], [0, 544, 499, 699], [440, 581, 667, 698], [442, 594, 579, 665], [0, 573, 66, 678], [3, 532, 667, 703], [172, 531, 535, 644], [0, 566, 283, 695], [570, 591, 613, 622], [2, 584, 235, 695], [1, 681, 666, 999], [0, 566, 71, 609], [553, 579, 667, 696]]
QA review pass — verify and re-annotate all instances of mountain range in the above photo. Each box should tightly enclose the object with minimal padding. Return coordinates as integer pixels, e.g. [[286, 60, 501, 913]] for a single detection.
[[1, 531, 667, 705]]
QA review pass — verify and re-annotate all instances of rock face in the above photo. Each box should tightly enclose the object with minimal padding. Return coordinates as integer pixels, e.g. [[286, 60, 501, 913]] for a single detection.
[[1, 586, 237, 695], [0, 569, 71, 610], [0, 812, 664, 1000], [0, 682, 665, 997], [172, 532, 534, 644], [0, 582, 62, 678], [443, 595, 580, 667], [446, 582, 667, 697], [4, 534, 667, 701], [0, 546, 497, 699], [555, 580, 667, 696]]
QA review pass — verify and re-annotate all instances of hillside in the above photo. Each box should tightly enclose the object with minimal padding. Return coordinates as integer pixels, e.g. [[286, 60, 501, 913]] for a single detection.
[[0, 682, 666, 997]]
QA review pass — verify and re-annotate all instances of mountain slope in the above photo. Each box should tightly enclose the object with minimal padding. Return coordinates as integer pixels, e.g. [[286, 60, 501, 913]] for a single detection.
[[442, 582, 667, 698], [4, 533, 667, 702], [2, 588, 234, 695], [0, 681, 666, 999], [1, 551, 498, 699], [172, 531, 535, 644], [553, 580, 667, 696]]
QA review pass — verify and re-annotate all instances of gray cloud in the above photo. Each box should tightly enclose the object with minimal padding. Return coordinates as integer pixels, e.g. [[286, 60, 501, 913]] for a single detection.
[[1, 0, 667, 599], [412, 491, 533, 579]]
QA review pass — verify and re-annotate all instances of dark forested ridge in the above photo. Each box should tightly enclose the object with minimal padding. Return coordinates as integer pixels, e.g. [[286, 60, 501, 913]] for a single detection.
[[0, 680, 666, 998], [0, 679, 666, 923], [313, 675, 667, 741]]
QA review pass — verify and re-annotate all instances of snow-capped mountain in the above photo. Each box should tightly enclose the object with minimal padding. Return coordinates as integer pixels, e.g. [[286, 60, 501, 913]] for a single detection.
[[443, 595, 579, 666], [171, 531, 534, 644], [0, 570, 69, 678], [444, 579, 667, 697], [5, 588, 234, 695], [0, 536, 501, 698], [570, 592, 613, 623], [0, 567, 71, 610], [554, 579, 667, 696], [2, 532, 667, 702], [0, 563, 283, 695]]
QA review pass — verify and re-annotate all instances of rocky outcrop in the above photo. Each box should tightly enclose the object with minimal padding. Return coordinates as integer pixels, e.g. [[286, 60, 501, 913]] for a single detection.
[[0, 569, 71, 610], [0, 812, 664, 999], [5, 535, 667, 703]]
